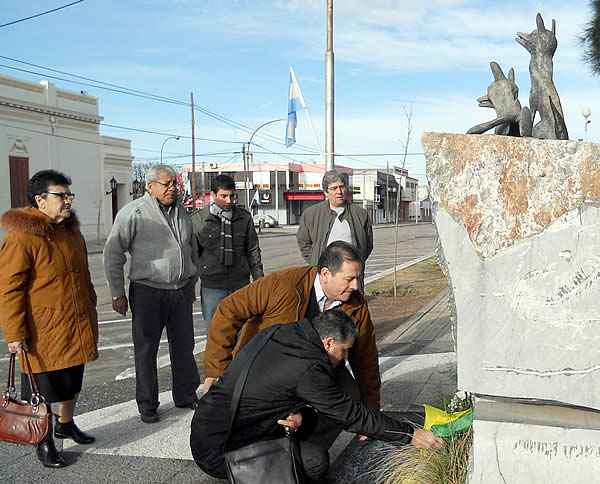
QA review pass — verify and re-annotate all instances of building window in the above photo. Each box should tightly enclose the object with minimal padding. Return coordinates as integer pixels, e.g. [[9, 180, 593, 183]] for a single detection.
[[9, 157, 29, 208]]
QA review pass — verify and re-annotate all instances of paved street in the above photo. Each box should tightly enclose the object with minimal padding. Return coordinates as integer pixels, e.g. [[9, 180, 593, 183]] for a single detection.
[[0, 267, 454, 484]]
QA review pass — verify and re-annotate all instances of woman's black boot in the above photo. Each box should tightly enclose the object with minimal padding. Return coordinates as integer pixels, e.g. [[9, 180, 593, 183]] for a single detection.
[[36, 438, 67, 468], [55, 419, 95, 444]]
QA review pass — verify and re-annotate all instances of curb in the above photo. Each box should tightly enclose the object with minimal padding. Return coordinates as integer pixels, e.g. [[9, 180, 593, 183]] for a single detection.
[[364, 251, 436, 286], [381, 286, 449, 345]]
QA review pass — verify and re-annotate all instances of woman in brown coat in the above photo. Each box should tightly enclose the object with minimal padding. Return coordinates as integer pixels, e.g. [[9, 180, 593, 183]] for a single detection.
[[0, 170, 98, 468]]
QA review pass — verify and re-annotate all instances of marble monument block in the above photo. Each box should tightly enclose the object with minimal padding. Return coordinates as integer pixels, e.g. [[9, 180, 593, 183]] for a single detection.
[[423, 132, 600, 410], [423, 132, 600, 482], [469, 419, 600, 484]]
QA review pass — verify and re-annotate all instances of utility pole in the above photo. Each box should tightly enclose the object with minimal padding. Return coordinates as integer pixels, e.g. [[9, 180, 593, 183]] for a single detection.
[[242, 144, 250, 209], [386, 162, 390, 223], [190, 92, 197, 207], [325, 0, 335, 170]]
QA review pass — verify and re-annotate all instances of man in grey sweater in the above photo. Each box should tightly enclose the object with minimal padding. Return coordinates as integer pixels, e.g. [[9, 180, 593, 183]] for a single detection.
[[103, 165, 200, 424]]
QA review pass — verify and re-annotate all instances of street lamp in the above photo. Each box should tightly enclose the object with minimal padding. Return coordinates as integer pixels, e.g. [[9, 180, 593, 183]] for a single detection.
[[105, 177, 117, 195], [130, 179, 141, 198], [242, 119, 285, 208], [160, 135, 181, 163], [582, 107, 592, 141]]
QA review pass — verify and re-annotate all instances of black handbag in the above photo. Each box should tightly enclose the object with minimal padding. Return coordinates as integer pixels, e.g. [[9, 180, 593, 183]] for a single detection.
[[223, 327, 303, 484]]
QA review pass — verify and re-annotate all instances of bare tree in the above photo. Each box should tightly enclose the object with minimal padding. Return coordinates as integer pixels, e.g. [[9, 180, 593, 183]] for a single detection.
[[131, 161, 155, 198], [581, 1, 600, 74], [393, 103, 414, 297]]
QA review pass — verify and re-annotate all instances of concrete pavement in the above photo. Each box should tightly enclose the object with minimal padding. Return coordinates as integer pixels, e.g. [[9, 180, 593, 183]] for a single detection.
[[0, 285, 454, 483], [85, 222, 427, 254]]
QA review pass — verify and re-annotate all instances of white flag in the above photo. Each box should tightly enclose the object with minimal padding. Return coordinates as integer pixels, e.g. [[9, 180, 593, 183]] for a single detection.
[[286, 67, 304, 147], [252, 189, 261, 206]]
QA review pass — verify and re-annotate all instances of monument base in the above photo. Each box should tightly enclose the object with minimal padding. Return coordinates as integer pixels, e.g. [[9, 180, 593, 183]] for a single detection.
[[468, 396, 600, 483]]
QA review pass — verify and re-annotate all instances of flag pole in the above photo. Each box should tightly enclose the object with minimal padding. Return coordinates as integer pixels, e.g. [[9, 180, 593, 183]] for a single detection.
[[290, 67, 325, 164]]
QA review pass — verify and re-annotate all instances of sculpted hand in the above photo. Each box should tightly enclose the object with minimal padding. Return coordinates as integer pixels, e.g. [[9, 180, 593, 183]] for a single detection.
[[410, 429, 446, 450], [112, 296, 128, 316], [277, 412, 303, 433], [203, 377, 218, 394], [8, 340, 28, 354]]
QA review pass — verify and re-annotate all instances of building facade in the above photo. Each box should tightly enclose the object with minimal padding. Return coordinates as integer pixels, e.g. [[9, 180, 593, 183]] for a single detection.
[[351, 169, 399, 224], [0, 74, 133, 241], [180, 160, 354, 225], [393, 166, 420, 222]]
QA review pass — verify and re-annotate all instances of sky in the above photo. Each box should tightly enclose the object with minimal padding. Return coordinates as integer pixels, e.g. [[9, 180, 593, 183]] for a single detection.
[[2, 0, 599, 183]]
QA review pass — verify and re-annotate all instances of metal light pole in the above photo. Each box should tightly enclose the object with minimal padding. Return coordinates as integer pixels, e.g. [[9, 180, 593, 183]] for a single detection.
[[325, 0, 335, 170], [244, 119, 286, 209], [583, 107, 592, 141], [160, 135, 180, 164]]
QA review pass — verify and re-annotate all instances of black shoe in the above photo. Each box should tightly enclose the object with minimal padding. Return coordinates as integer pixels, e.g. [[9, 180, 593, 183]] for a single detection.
[[37, 439, 67, 468], [140, 409, 159, 423], [176, 398, 199, 410], [54, 419, 95, 444]]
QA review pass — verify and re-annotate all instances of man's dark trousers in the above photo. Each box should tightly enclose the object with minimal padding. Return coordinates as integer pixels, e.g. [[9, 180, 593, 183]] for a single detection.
[[130, 281, 200, 412]]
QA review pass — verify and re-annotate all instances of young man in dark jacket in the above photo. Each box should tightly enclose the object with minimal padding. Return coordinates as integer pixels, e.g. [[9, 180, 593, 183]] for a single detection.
[[191, 309, 444, 481], [190, 174, 264, 331]]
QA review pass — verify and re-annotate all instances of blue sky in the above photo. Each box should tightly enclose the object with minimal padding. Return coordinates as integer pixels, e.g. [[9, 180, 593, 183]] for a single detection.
[[2, 1, 599, 182]]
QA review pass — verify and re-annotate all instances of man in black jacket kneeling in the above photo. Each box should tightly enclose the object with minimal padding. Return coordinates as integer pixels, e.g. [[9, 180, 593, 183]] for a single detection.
[[190, 309, 445, 482]]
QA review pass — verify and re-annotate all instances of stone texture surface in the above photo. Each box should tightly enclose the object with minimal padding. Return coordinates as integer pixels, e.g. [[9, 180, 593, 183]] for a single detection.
[[423, 132, 600, 259], [434, 205, 600, 410], [425, 132, 600, 482], [468, 420, 600, 484]]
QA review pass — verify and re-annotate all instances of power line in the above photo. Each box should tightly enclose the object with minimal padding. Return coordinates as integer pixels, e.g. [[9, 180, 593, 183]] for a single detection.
[[0, 56, 321, 153], [0, 1, 84, 28]]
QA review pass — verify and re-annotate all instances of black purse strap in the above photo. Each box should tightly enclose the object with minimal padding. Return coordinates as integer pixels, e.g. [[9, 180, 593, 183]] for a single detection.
[[224, 326, 280, 449]]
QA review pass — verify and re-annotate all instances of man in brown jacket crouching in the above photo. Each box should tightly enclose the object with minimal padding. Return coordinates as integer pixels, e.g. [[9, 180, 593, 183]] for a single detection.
[[203, 241, 379, 448]]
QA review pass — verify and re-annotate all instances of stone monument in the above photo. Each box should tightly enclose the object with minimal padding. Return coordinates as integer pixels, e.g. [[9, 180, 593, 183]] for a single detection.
[[424, 13, 600, 484]]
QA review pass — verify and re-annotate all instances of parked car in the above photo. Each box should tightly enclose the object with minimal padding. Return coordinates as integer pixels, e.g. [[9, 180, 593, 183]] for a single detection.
[[253, 214, 279, 228]]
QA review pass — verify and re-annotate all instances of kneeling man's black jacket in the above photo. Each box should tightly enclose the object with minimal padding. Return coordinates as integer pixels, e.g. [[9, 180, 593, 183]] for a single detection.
[[190, 318, 414, 479]]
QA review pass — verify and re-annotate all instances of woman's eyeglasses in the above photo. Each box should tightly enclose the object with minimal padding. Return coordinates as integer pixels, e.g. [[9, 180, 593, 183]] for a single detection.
[[45, 191, 76, 201]]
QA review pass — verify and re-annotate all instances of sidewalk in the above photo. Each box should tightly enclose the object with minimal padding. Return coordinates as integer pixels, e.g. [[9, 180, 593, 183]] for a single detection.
[[0, 288, 454, 483]]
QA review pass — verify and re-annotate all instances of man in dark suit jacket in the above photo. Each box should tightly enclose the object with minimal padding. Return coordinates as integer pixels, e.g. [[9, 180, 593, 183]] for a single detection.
[[191, 310, 444, 481]]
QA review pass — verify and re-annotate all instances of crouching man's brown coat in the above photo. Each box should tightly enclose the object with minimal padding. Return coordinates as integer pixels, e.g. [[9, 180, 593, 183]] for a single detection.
[[203, 265, 381, 409]]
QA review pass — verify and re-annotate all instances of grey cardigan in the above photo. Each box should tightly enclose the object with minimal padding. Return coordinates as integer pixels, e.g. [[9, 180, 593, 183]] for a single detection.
[[103, 193, 198, 298], [296, 200, 373, 266]]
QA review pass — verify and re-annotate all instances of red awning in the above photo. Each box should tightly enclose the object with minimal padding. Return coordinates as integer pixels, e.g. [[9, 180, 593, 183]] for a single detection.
[[284, 192, 353, 201]]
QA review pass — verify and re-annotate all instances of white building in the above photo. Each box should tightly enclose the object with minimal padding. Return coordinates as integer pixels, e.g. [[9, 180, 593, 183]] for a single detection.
[[352, 169, 399, 224], [0, 74, 133, 241], [393, 166, 419, 222]]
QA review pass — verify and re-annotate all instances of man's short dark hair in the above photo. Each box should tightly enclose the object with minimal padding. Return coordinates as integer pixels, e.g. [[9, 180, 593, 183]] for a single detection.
[[317, 241, 361, 275], [211, 174, 235, 194], [311, 309, 359, 344], [27, 169, 72, 208]]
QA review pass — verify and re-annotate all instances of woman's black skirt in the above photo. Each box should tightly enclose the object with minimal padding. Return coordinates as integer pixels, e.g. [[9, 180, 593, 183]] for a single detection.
[[21, 364, 85, 403]]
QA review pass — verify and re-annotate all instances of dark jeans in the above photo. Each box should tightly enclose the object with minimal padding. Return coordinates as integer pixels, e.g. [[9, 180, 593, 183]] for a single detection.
[[129, 281, 200, 412], [200, 283, 247, 332], [298, 440, 329, 481]]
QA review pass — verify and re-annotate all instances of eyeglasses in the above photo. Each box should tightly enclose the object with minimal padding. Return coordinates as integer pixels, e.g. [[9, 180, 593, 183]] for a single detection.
[[153, 180, 180, 190], [327, 184, 346, 192], [45, 191, 76, 201]]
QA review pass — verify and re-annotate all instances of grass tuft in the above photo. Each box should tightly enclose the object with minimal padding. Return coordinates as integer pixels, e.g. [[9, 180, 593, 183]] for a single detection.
[[374, 428, 473, 484]]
